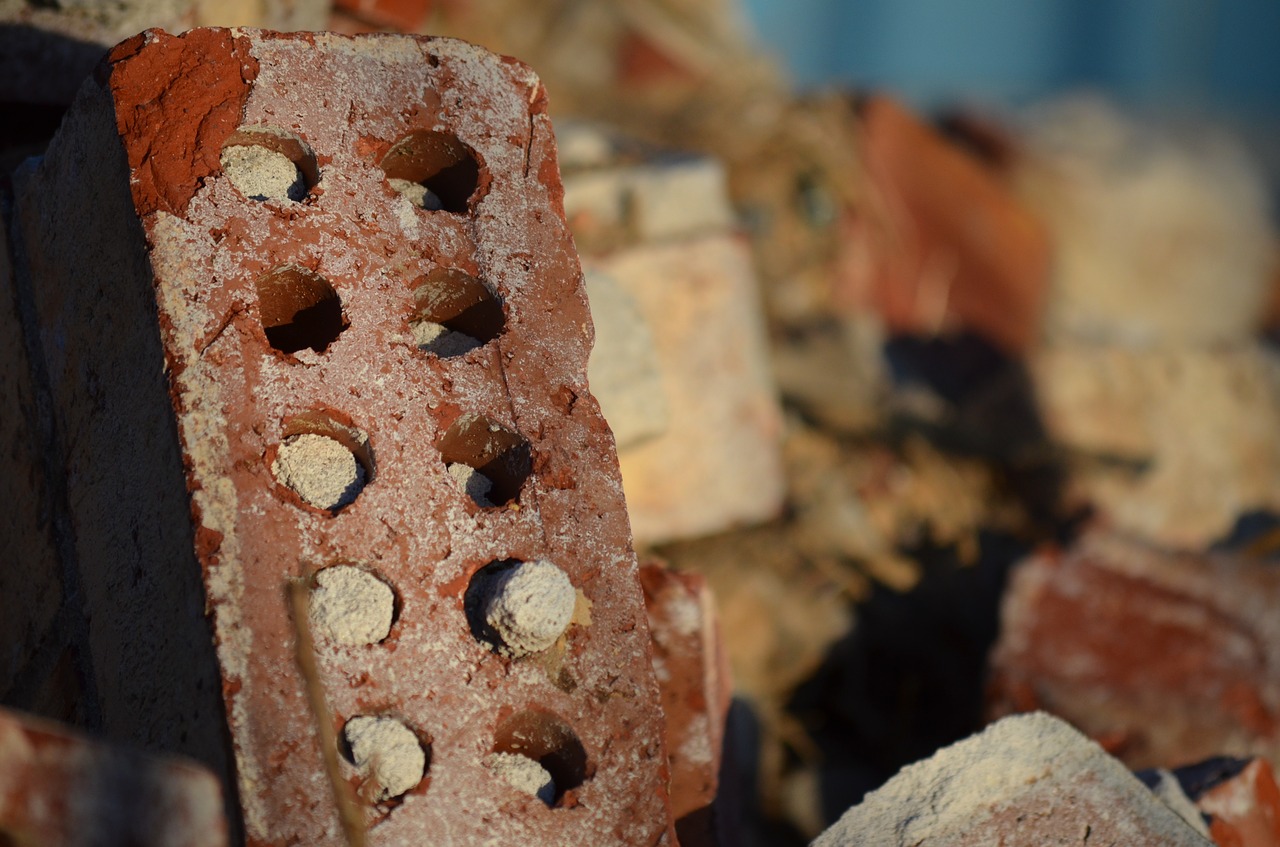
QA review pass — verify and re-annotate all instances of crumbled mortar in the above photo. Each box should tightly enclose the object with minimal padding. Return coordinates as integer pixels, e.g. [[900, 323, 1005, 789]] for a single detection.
[[389, 177, 443, 210], [309, 566, 394, 645], [221, 145, 307, 202], [480, 559, 576, 657], [447, 462, 494, 507], [344, 716, 425, 801], [485, 752, 556, 805], [413, 320, 483, 357], [272, 433, 365, 510]]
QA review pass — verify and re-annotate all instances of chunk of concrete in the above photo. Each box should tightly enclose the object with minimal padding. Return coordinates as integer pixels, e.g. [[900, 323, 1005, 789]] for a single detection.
[[812, 712, 1212, 846]]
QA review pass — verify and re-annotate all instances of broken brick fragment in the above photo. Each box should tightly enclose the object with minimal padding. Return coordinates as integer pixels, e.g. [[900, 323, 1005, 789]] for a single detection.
[[7, 27, 675, 846], [988, 529, 1280, 771], [844, 96, 1050, 355], [641, 561, 734, 847]]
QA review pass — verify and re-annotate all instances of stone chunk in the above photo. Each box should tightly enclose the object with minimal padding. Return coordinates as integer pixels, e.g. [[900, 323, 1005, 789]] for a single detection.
[[811, 712, 1212, 846], [0, 705, 228, 847], [9, 27, 674, 846], [988, 530, 1280, 771]]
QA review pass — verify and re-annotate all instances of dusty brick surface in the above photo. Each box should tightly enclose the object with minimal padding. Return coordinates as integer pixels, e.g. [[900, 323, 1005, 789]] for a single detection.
[[12, 27, 675, 846], [988, 529, 1280, 771], [0, 704, 228, 847], [812, 712, 1212, 846], [640, 562, 732, 846]]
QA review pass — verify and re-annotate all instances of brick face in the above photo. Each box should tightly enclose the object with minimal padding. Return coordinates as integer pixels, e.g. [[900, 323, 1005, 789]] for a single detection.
[[11, 28, 674, 846], [988, 530, 1280, 771]]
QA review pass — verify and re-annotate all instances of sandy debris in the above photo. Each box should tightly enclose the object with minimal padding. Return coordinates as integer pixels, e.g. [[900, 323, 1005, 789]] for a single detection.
[[272, 433, 365, 511], [221, 145, 307, 202], [485, 752, 556, 805], [308, 566, 395, 645], [480, 559, 576, 657], [344, 716, 425, 801]]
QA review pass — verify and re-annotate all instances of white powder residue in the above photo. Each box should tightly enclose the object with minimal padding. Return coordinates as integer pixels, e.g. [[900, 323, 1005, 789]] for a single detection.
[[447, 462, 494, 508], [481, 559, 576, 658], [413, 320, 482, 357], [221, 145, 306, 202], [272, 433, 364, 511], [308, 566, 394, 645], [343, 716, 424, 801], [388, 177, 444, 210], [485, 752, 555, 805]]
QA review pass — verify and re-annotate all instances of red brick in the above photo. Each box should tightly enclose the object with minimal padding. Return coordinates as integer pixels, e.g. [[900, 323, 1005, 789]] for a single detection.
[[640, 562, 733, 846], [988, 529, 1280, 770], [844, 96, 1050, 355], [11, 28, 675, 845], [0, 705, 228, 846]]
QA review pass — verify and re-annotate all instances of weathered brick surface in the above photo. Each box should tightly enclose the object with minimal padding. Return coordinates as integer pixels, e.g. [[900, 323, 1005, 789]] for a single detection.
[[0, 704, 228, 847], [11, 28, 674, 846], [811, 712, 1211, 846], [640, 562, 733, 847], [988, 530, 1280, 771]]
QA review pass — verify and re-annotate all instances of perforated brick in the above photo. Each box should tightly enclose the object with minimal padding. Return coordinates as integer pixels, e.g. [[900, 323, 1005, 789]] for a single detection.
[[10, 27, 675, 846]]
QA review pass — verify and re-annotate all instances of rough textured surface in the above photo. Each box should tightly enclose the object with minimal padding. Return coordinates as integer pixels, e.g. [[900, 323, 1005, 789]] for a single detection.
[[1033, 343, 1280, 548], [988, 529, 1280, 772], [308, 565, 395, 646], [221, 144, 307, 202], [476, 559, 577, 658], [485, 751, 556, 805], [344, 715, 426, 801], [272, 433, 365, 511], [811, 712, 1212, 847], [0, 705, 228, 847], [10, 27, 675, 846], [641, 562, 733, 847]]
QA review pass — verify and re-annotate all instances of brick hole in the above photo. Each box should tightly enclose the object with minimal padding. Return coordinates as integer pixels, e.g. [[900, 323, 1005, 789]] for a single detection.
[[339, 715, 430, 803], [309, 565, 397, 645], [221, 126, 319, 202], [437, 413, 530, 507], [464, 559, 576, 658], [409, 268, 504, 357], [491, 710, 591, 807], [380, 129, 481, 212], [272, 412, 374, 513], [255, 266, 347, 355]]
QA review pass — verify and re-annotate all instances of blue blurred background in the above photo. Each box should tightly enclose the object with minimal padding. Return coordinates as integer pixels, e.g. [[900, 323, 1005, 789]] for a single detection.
[[741, 0, 1280, 118]]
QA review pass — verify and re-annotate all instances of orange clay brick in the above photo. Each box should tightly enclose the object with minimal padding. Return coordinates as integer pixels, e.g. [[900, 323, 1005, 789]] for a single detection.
[[9, 28, 675, 845]]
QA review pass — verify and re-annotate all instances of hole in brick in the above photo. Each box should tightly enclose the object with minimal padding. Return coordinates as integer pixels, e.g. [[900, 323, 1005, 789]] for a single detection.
[[309, 565, 396, 645], [256, 266, 347, 355], [221, 126, 319, 202], [273, 412, 373, 513], [340, 715, 429, 802], [491, 710, 590, 807], [409, 268, 504, 357], [437, 414, 530, 506], [380, 130, 481, 212], [464, 559, 576, 658]]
